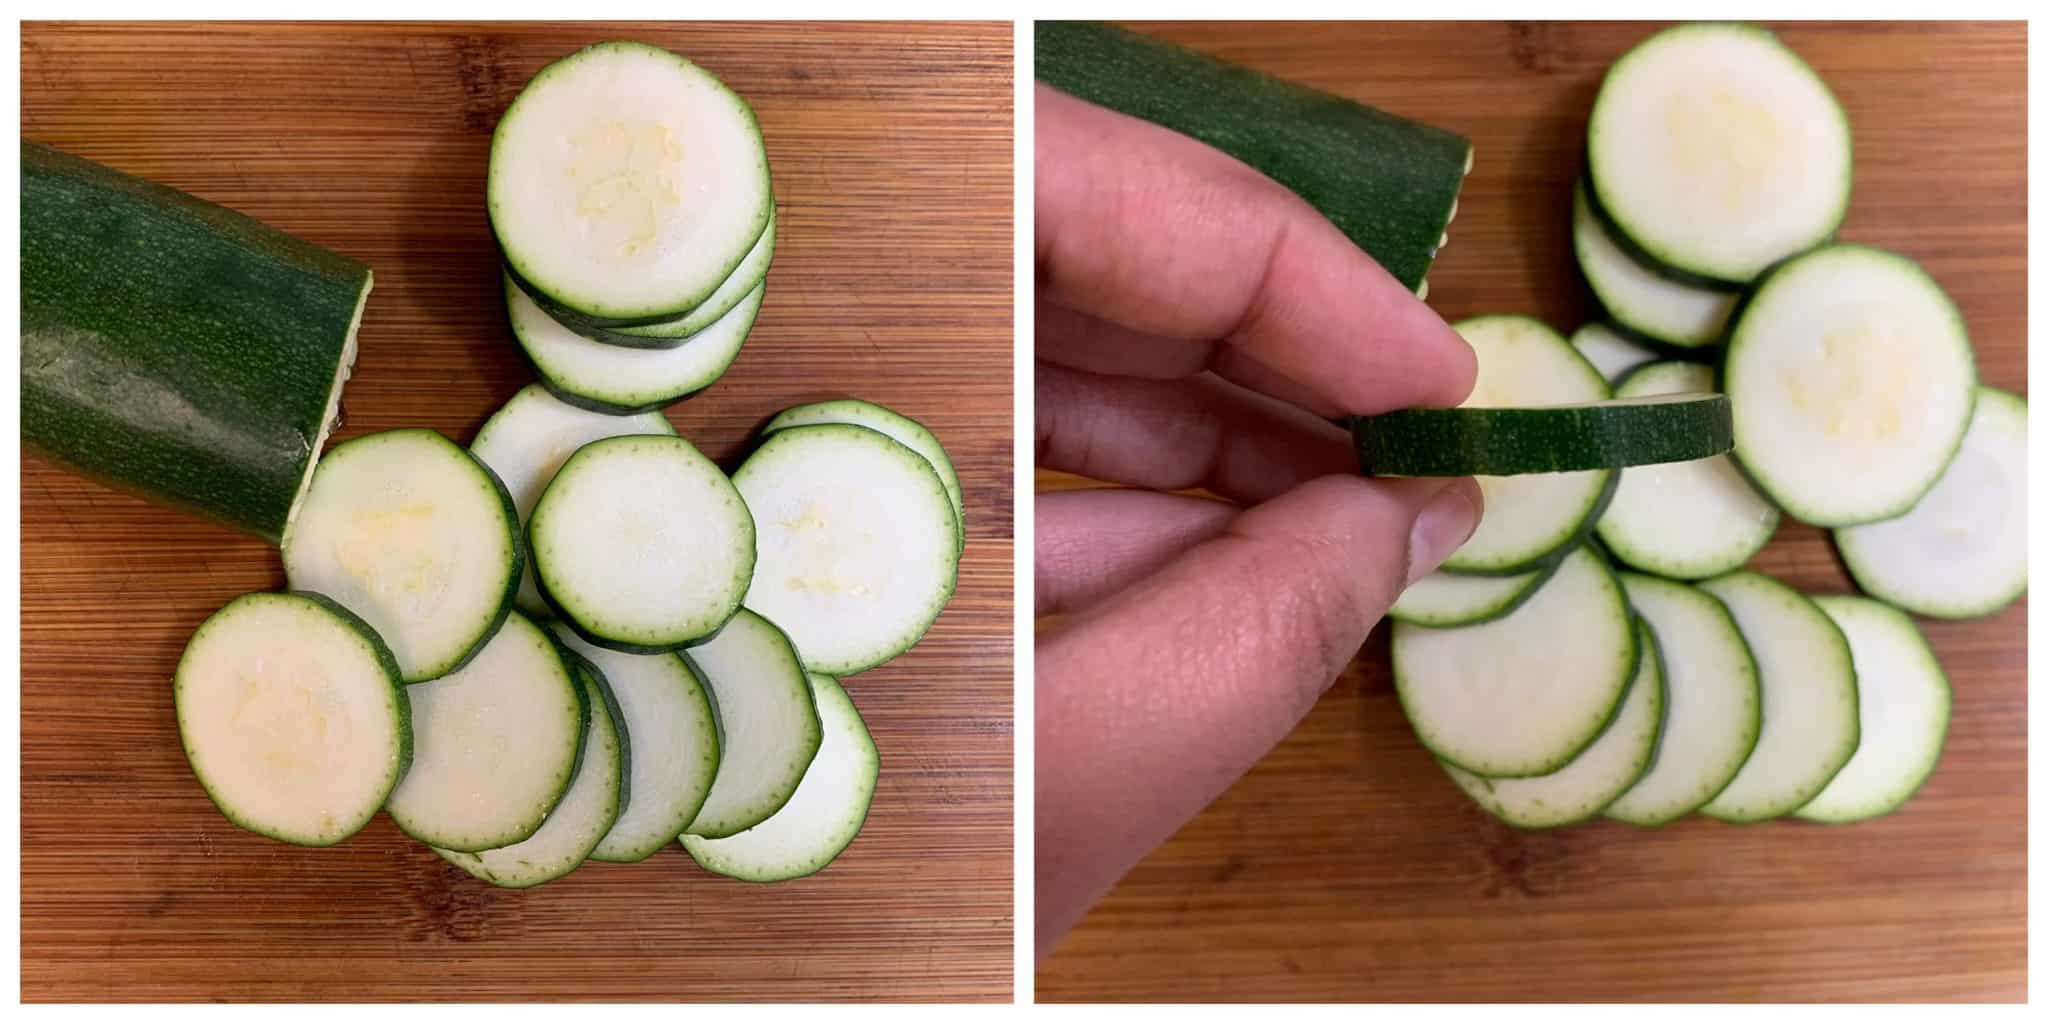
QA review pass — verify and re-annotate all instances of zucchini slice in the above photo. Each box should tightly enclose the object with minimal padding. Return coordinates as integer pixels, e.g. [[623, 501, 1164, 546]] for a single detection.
[[507, 272, 760, 414], [580, 207, 779, 346], [1795, 596, 1952, 823], [1604, 574, 1761, 826], [683, 673, 878, 882], [21, 140, 369, 545], [1442, 619, 1664, 828], [681, 610, 825, 839], [469, 383, 676, 618], [489, 41, 772, 323], [1572, 182, 1737, 348], [175, 592, 410, 847], [764, 397, 966, 546], [1595, 362, 1778, 579], [1571, 323, 1660, 383], [1835, 387, 2028, 618], [734, 423, 961, 676], [1354, 393, 1733, 477], [1724, 244, 1977, 526], [1695, 572, 1860, 822], [281, 428, 521, 684], [436, 659, 625, 888], [550, 624, 721, 863], [1393, 547, 1637, 777], [1586, 23, 1852, 284], [530, 434, 754, 653], [386, 612, 589, 852], [1388, 562, 1555, 629], [1034, 20, 1471, 293], [1413, 316, 1616, 574]]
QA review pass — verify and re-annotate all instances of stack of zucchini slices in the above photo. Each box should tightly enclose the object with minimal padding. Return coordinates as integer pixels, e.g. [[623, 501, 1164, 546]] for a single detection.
[[1374, 23, 2023, 829], [170, 41, 964, 888]]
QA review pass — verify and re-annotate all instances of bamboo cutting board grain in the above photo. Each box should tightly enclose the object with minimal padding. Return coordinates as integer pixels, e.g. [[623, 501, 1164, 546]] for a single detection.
[[21, 20, 1013, 1003], [1036, 21, 2025, 1002]]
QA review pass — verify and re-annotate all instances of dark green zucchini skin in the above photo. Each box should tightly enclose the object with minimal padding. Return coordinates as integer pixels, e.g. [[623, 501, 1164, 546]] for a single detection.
[[21, 140, 370, 544], [1353, 395, 1733, 477], [1035, 20, 1471, 292]]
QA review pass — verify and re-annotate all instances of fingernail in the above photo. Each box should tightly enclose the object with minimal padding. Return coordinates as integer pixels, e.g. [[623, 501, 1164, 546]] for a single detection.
[[1407, 481, 1481, 584]]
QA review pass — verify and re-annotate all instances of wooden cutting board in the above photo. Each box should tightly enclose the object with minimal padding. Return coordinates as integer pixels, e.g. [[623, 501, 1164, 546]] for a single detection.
[[21, 20, 1013, 1003], [1036, 21, 2026, 1002]]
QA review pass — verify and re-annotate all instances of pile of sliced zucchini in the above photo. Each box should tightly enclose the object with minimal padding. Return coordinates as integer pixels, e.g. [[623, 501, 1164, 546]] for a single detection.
[[1394, 23, 2022, 829], [164, 42, 962, 888]]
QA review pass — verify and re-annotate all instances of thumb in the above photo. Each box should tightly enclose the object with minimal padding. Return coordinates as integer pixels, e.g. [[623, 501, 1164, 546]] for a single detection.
[[1035, 473, 1480, 955]]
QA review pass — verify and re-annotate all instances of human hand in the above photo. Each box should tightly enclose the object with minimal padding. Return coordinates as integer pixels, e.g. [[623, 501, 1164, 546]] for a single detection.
[[1034, 84, 1482, 957]]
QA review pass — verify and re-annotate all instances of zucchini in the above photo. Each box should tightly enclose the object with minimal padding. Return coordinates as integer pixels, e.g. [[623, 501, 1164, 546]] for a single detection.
[[683, 673, 878, 882], [1571, 182, 1737, 348], [1796, 596, 1951, 823], [506, 271, 760, 414], [1354, 393, 1733, 476], [175, 592, 410, 847], [437, 658, 625, 888], [1393, 547, 1637, 777], [1388, 563, 1555, 629], [1835, 387, 2028, 618], [385, 612, 588, 853], [530, 434, 755, 653], [490, 41, 772, 324], [1594, 362, 1778, 580], [763, 398, 966, 547], [1587, 23, 1852, 284], [1603, 574, 1761, 827], [21, 140, 369, 545], [550, 624, 721, 863], [734, 423, 961, 676], [469, 384, 676, 619], [1571, 323, 1660, 383], [1441, 619, 1664, 829], [1034, 20, 1470, 293], [567, 207, 778, 347], [1695, 572, 1860, 822], [1723, 244, 1977, 526], [682, 610, 824, 839]]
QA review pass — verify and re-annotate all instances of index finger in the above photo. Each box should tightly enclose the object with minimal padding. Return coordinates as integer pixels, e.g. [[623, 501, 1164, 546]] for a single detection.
[[1035, 85, 1476, 416]]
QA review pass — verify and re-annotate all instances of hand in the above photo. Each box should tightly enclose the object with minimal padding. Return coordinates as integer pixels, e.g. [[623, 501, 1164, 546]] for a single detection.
[[1034, 84, 1483, 957]]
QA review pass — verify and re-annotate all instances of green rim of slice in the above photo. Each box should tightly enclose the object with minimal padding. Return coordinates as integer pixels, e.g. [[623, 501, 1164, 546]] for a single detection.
[[1353, 393, 1732, 477]]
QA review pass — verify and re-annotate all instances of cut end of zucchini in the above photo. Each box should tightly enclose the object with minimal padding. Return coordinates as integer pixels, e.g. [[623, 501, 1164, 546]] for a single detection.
[[280, 275, 370, 549]]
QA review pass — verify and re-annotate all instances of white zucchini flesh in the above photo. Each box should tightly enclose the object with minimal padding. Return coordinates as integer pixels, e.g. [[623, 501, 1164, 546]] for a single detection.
[[1388, 563, 1553, 628], [1695, 572, 1860, 822], [551, 624, 721, 863], [488, 41, 772, 321], [468, 384, 675, 618], [735, 423, 961, 676], [681, 610, 823, 839], [1442, 619, 1663, 828], [1571, 182, 1738, 348], [175, 592, 409, 847], [281, 428, 520, 683], [1393, 547, 1637, 777], [1796, 596, 1952, 823], [530, 434, 754, 652], [611, 207, 778, 341], [1596, 362, 1780, 579], [1603, 574, 1761, 826], [1571, 323, 1660, 383], [1587, 23, 1851, 283], [1836, 388, 2028, 618], [436, 665, 623, 888], [1441, 315, 1614, 574], [385, 613, 588, 852], [1724, 245, 1977, 526], [763, 398, 966, 544], [684, 673, 878, 882], [508, 274, 762, 414]]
